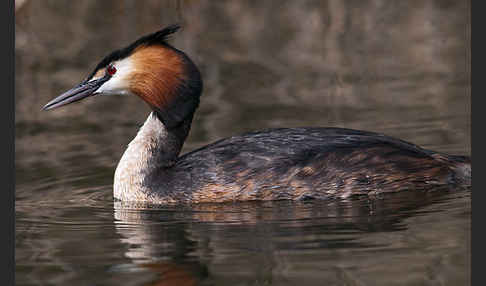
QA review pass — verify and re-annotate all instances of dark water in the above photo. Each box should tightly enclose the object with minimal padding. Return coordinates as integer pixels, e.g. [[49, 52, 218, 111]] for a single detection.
[[15, 1, 470, 285]]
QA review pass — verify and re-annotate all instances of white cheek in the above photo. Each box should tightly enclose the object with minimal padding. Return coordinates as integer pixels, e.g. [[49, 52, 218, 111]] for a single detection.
[[96, 76, 131, 95], [95, 58, 134, 96]]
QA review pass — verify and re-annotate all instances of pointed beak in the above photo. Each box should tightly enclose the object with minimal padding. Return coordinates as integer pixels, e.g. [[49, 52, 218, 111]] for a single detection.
[[42, 75, 110, 110]]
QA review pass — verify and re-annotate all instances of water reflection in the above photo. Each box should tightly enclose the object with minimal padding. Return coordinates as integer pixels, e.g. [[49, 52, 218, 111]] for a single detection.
[[113, 190, 469, 285], [16, 0, 470, 284]]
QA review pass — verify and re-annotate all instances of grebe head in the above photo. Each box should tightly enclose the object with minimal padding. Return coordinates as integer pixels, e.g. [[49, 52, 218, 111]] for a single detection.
[[43, 24, 202, 128]]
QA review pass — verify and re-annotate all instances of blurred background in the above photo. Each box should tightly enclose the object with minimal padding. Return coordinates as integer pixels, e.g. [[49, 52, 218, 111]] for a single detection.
[[15, 1, 470, 285], [16, 0, 470, 189]]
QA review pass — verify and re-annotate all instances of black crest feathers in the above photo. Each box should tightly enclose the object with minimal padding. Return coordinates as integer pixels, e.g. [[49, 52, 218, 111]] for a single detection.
[[86, 25, 182, 81], [85, 24, 202, 129]]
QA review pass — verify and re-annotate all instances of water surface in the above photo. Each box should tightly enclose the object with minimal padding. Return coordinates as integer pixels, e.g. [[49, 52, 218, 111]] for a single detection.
[[16, 1, 470, 285]]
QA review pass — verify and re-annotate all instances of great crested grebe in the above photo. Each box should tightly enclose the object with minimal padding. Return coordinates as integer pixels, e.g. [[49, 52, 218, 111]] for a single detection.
[[43, 25, 471, 204]]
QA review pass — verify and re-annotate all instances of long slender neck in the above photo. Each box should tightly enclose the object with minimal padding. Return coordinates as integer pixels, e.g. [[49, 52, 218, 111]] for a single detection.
[[113, 43, 202, 202], [113, 111, 192, 201]]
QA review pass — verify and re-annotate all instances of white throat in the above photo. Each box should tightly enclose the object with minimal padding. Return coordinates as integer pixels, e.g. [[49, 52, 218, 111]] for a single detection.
[[113, 112, 171, 202]]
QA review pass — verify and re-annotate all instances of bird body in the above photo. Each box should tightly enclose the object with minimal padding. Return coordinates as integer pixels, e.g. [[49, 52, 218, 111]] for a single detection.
[[113, 112, 469, 204], [44, 25, 471, 204]]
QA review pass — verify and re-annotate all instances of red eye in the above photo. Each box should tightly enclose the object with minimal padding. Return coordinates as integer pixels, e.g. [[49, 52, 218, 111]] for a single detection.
[[107, 64, 117, 76]]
